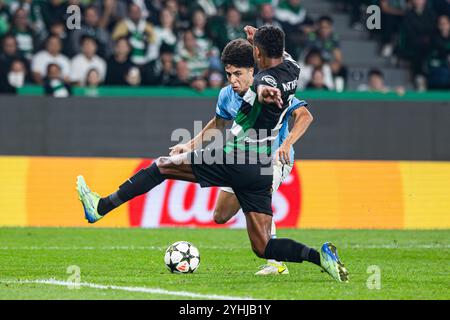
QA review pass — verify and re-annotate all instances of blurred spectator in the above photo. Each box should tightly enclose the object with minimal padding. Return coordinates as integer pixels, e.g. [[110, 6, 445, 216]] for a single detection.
[[174, 59, 191, 87], [175, 30, 210, 84], [105, 37, 137, 86], [208, 70, 224, 88], [0, 33, 28, 71], [358, 68, 405, 94], [131, 0, 163, 24], [305, 16, 347, 88], [345, 0, 372, 31], [154, 45, 179, 86], [85, 68, 102, 96], [275, 0, 314, 58], [8, 59, 26, 88], [298, 48, 334, 90], [8, 0, 31, 14], [38, 0, 67, 33], [160, 0, 189, 31], [275, 0, 312, 29], [126, 65, 142, 86], [306, 67, 330, 90], [153, 8, 178, 54], [165, 0, 179, 17], [69, 5, 112, 58], [112, 3, 158, 65], [191, 8, 221, 70], [48, 21, 72, 57], [31, 35, 70, 84], [0, 0, 10, 37], [210, 6, 246, 51], [95, 0, 128, 32], [43, 63, 72, 97], [222, 0, 261, 23], [379, 0, 408, 58], [191, 9, 210, 54], [0, 59, 26, 94], [194, 0, 218, 17], [173, 0, 192, 31], [190, 76, 208, 91], [399, 0, 436, 90], [70, 36, 106, 86], [255, 3, 283, 30], [9, 7, 35, 60], [427, 15, 450, 89]]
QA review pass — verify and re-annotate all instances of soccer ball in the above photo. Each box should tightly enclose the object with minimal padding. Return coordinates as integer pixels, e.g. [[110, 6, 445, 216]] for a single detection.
[[164, 241, 200, 273]]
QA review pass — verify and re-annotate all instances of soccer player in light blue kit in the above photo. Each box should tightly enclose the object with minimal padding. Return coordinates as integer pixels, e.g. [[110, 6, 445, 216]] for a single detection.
[[169, 39, 312, 275], [77, 34, 349, 282]]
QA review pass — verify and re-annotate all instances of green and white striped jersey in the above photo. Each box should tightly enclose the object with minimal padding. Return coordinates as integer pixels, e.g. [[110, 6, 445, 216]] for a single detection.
[[224, 54, 301, 159]]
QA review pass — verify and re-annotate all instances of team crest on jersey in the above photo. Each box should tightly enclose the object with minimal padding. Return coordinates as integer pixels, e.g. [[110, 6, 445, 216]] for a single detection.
[[261, 75, 278, 87]]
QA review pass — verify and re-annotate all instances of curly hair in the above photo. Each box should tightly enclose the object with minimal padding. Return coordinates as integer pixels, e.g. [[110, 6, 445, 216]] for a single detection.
[[254, 25, 285, 58], [221, 38, 254, 68]]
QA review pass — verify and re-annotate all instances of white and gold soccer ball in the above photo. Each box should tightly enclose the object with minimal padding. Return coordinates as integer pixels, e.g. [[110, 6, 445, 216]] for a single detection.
[[164, 241, 200, 273]]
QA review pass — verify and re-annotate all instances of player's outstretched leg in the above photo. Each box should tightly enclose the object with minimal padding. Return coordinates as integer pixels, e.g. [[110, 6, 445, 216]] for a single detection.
[[76, 153, 196, 223], [245, 212, 349, 282]]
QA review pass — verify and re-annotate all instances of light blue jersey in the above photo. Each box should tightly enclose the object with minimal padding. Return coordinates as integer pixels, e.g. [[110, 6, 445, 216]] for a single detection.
[[215, 85, 308, 163]]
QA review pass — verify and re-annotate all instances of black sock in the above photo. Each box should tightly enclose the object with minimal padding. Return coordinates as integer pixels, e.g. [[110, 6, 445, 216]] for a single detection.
[[97, 192, 123, 216], [263, 238, 321, 266], [98, 163, 165, 216]]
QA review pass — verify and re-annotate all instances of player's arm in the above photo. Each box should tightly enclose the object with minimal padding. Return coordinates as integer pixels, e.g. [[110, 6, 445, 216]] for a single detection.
[[277, 106, 313, 165], [257, 85, 283, 109], [169, 116, 227, 155]]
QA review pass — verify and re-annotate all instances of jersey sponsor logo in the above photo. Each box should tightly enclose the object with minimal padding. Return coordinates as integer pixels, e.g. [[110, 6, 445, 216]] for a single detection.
[[282, 80, 298, 92], [261, 75, 278, 88], [128, 159, 302, 228]]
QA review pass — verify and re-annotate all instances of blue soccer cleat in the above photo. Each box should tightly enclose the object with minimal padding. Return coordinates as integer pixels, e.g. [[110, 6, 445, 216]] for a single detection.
[[320, 242, 349, 282], [76, 175, 103, 224]]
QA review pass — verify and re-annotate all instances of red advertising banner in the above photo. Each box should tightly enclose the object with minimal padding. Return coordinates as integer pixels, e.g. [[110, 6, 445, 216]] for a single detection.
[[129, 159, 302, 228]]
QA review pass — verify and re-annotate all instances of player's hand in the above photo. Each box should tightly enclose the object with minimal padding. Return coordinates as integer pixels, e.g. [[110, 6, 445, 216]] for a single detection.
[[169, 144, 191, 156], [277, 143, 291, 165], [244, 25, 257, 45], [259, 86, 283, 108]]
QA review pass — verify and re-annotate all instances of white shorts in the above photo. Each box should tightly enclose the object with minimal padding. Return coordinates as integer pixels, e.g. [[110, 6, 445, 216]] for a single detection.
[[221, 160, 293, 194]]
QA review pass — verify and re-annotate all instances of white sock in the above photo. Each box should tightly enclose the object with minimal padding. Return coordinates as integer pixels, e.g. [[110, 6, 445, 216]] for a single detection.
[[267, 220, 282, 265]]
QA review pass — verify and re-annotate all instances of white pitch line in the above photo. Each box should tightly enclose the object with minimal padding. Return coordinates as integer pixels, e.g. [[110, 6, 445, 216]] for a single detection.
[[0, 279, 254, 300]]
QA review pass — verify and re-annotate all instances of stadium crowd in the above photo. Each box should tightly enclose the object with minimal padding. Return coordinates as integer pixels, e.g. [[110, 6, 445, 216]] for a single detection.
[[0, 0, 449, 96], [342, 0, 450, 91]]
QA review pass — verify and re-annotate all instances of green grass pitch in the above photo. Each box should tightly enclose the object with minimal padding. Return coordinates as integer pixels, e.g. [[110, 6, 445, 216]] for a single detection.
[[0, 227, 448, 300]]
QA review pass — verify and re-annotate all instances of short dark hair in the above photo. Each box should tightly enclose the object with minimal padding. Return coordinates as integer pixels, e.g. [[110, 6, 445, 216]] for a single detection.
[[1, 33, 16, 45], [312, 66, 324, 76], [159, 42, 174, 55], [80, 35, 97, 46], [221, 38, 254, 68], [47, 63, 61, 73], [46, 34, 61, 46], [305, 48, 323, 62], [318, 15, 333, 25], [368, 68, 383, 78], [254, 25, 284, 58]]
